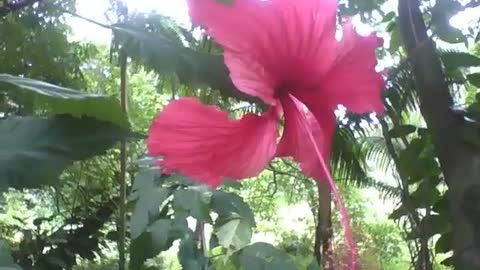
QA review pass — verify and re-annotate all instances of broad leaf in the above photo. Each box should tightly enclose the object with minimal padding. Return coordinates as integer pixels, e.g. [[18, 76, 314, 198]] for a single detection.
[[210, 191, 256, 227], [0, 115, 137, 189], [130, 169, 170, 239], [467, 73, 480, 88], [236, 242, 297, 270], [440, 51, 480, 69], [215, 218, 252, 252], [112, 25, 261, 104], [388, 124, 417, 138], [0, 74, 128, 127], [173, 187, 211, 222], [178, 235, 207, 270], [129, 218, 189, 269]]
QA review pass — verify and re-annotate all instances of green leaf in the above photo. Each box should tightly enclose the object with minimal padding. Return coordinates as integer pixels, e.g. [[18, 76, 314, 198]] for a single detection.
[[388, 124, 417, 138], [237, 242, 297, 270], [467, 73, 480, 88], [130, 169, 170, 239], [408, 214, 449, 240], [215, 218, 252, 252], [210, 191, 256, 227], [0, 74, 129, 128], [389, 204, 409, 220], [440, 51, 480, 69], [173, 188, 211, 222], [178, 235, 206, 270], [112, 25, 260, 104], [435, 231, 452, 254], [431, 0, 465, 44], [129, 218, 189, 269], [0, 115, 137, 189]]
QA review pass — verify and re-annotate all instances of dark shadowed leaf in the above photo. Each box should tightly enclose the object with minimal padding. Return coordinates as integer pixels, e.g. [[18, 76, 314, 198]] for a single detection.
[[467, 73, 480, 88], [178, 235, 207, 270], [435, 231, 452, 254], [130, 169, 170, 239], [210, 191, 256, 227], [236, 242, 297, 270], [388, 124, 417, 138], [440, 51, 480, 69], [0, 74, 129, 127], [129, 218, 189, 269], [0, 115, 137, 189], [389, 204, 408, 220]]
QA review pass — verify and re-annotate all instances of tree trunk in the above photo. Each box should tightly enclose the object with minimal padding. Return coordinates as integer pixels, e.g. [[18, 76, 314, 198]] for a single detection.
[[314, 180, 334, 270], [398, 0, 480, 268]]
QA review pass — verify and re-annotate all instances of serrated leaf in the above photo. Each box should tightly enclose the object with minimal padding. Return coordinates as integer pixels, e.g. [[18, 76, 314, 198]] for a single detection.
[[130, 169, 170, 239], [216, 218, 252, 252], [237, 242, 297, 270], [173, 188, 211, 222], [467, 73, 480, 88], [0, 74, 129, 128], [0, 115, 137, 189], [112, 25, 260, 104], [210, 191, 256, 227]]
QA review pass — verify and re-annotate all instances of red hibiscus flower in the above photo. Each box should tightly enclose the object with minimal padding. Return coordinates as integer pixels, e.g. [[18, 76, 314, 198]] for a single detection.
[[147, 0, 384, 268]]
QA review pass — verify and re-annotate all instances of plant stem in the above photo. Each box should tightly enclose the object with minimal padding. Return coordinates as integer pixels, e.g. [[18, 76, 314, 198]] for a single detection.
[[118, 49, 128, 270]]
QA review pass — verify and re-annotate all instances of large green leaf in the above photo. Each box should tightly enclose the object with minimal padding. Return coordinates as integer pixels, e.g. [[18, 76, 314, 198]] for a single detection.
[[467, 73, 480, 88], [0, 115, 137, 189], [177, 235, 207, 270], [210, 191, 256, 227], [112, 25, 261, 104], [129, 218, 189, 269], [215, 218, 252, 252], [236, 242, 297, 270], [173, 187, 211, 222], [0, 74, 128, 127], [130, 169, 170, 239]]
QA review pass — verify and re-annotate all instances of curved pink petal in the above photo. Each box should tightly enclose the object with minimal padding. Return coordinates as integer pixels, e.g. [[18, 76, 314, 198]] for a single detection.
[[147, 98, 278, 187], [276, 95, 336, 180], [319, 22, 385, 114], [187, 0, 338, 104]]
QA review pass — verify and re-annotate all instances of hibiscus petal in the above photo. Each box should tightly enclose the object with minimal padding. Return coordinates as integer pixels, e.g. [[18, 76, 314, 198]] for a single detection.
[[147, 98, 278, 187], [187, 0, 338, 104], [320, 21, 385, 114], [276, 95, 336, 180]]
